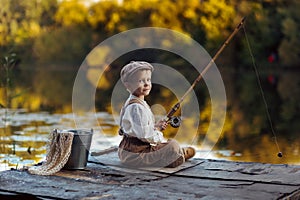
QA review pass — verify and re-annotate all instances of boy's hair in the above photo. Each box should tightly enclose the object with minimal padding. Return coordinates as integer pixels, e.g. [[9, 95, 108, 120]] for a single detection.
[[120, 61, 154, 84]]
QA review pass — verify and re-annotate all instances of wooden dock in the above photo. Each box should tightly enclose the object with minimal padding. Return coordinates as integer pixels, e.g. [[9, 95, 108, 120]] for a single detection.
[[0, 147, 300, 200]]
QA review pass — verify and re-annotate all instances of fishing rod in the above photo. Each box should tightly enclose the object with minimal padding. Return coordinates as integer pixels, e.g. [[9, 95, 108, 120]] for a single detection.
[[166, 17, 246, 128]]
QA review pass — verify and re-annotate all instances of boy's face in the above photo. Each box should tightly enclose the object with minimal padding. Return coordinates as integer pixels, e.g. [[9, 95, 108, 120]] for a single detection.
[[125, 69, 152, 99]]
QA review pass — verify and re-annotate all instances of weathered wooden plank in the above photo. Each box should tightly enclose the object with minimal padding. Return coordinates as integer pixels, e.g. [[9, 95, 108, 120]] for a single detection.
[[0, 169, 196, 199], [0, 170, 114, 199], [176, 159, 300, 186], [56, 162, 168, 184], [1, 168, 298, 200], [0, 160, 167, 199], [144, 175, 299, 200], [1, 148, 300, 199]]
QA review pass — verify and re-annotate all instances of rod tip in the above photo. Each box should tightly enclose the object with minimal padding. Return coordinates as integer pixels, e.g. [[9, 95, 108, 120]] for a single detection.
[[241, 16, 246, 24]]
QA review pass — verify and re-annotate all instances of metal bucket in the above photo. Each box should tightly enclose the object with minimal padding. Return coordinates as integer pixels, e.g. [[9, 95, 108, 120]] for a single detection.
[[63, 129, 93, 170]]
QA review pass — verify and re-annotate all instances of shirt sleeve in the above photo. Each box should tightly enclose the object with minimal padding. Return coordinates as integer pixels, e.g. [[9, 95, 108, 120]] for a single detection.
[[121, 104, 165, 144]]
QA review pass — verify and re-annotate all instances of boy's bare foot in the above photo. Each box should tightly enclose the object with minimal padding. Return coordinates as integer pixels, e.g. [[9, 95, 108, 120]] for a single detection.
[[182, 147, 196, 160]]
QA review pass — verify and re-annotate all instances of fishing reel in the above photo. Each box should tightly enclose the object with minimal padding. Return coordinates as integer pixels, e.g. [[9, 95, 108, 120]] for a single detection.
[[169, 116, 182, 128]]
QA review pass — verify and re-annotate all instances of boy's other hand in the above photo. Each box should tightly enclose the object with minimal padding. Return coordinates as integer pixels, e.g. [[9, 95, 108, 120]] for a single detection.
[[155, 120, 168, 131]]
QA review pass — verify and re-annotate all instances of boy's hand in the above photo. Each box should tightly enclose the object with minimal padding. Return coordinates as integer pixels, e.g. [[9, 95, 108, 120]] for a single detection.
[[155, 119, 168, 131]]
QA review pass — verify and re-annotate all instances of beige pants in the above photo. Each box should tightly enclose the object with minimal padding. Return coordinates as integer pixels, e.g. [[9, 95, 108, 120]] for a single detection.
[[118, 136, 185, 168]]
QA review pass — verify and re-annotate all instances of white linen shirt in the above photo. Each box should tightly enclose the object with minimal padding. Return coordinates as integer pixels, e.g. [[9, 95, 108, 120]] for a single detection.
[[120, 95, 166, 144]]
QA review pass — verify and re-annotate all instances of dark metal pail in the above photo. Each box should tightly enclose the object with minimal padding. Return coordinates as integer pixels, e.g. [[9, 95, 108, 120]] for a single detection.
[[64, 129, 93, 170]]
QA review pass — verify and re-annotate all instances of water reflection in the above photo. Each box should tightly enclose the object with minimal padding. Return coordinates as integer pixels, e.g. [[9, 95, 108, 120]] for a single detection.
[[219, 134, 300, 164], [0, 109, 120, 171], [0, 65, 299, 170], [0, 107, 299, 171]]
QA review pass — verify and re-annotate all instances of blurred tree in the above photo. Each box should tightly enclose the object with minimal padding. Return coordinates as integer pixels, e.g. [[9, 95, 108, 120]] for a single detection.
[[0, 0, 13, 46], [0, 0, 58, 62], [40, 0, 58, 26], [88, 0, 120, 32], [237, 73, 267, 134], [199, 0, 235, 50], [231, 1, 279, 67], [150, 0, 183, 32], [55, 0, 88, 26], [277, 72, 300, 131], [33, 26, 92, 64], [278, 0, 300, 67], [0, 0, 58, 44], [32, 0, 91, 64]]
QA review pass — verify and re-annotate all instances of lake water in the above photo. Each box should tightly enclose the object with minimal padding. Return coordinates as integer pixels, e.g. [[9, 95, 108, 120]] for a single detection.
[[0, 108, 299, 171], [0, 66, 299, 171], [0, 109, 119, 171]]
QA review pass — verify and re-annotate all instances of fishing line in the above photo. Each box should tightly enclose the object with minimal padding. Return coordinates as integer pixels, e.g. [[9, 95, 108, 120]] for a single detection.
[[242, 24, 282, 157]]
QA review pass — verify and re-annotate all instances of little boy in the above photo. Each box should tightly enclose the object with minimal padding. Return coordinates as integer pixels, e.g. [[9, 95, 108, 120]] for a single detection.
[[118, 61, 195, 168]]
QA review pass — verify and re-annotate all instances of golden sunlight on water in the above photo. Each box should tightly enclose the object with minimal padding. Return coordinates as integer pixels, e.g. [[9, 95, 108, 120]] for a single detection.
[[0, 108, 299, 171]]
